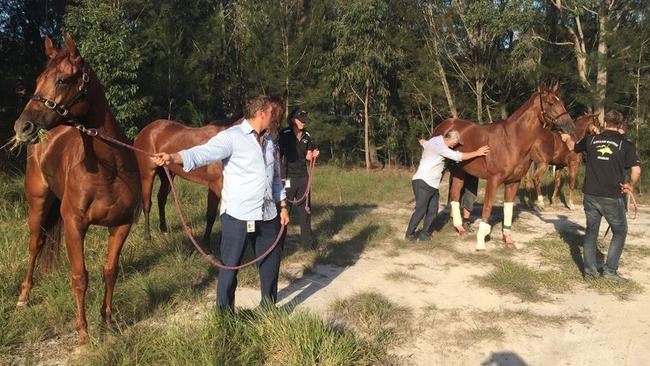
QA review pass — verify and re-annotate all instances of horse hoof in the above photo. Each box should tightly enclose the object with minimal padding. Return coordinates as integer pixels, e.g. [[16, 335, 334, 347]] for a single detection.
[[16, 300, 28, 307], [568, 203, 575, 210], [502, 233, 515, 247], [455, 226, 466, 235]]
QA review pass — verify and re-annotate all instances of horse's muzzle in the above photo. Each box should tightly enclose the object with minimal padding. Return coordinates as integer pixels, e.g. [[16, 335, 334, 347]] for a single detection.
[[13, 120, 39, 144]]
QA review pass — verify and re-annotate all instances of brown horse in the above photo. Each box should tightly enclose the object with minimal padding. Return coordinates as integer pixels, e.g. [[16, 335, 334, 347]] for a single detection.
[[11, 34, 140, 344], [133, 96, 285, 244], [525, 114, 599, 210], [433, 83, 574, 250]]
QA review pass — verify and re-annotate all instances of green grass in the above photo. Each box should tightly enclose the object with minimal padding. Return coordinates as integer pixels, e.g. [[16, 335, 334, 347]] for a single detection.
[[77, 307, 395, 366], [329, 292, 413, 348], [0, 165, 412, 363], [477, 233, 644, 302], [384, 270, 431, 285]]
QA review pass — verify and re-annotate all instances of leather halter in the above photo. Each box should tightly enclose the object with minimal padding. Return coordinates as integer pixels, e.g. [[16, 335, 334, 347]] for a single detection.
[[30, 62, 90, 124], [538, 92, 570, 127]]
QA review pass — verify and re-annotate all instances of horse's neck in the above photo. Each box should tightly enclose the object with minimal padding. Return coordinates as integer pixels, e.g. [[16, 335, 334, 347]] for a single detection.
[[85, 81, 126, 141], [574, 116, 594, 140], [503, 97, 543, 148]]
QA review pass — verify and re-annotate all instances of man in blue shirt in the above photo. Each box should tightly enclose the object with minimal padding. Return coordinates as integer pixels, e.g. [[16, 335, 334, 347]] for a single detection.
[[152, 95, 290, 309]]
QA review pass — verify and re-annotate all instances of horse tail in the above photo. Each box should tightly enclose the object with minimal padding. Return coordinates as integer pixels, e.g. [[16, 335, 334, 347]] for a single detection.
[[39, 200, 62, 272]]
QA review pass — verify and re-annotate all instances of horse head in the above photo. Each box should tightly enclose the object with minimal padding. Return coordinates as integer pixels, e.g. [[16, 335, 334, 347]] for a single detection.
[[13, 34, 92, 144], [537, 82, 574, 135]]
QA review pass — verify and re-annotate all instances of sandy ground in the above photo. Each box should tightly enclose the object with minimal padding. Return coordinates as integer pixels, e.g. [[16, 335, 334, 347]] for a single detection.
[[235, 202, 650, 366], [11, 192, 650, 366]]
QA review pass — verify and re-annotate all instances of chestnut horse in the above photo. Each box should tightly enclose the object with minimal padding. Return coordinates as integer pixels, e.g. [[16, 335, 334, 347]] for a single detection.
[[134, 96, 285, 244], [11, 35, 140, 343], [433, 83, 574, 250], [525, 114, 599, 210]]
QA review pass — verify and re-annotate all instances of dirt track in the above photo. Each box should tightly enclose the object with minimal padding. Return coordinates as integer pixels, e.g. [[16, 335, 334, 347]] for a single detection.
[[237, 202, 650, 365]]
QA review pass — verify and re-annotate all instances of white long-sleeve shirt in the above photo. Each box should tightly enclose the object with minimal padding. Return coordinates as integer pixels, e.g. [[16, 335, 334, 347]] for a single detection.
[[412, 135, 463, 188], [178, 119, 286, 221]]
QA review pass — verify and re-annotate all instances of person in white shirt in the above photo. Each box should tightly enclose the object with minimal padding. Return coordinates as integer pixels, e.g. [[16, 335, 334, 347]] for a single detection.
[[406, 130, 489, 241]]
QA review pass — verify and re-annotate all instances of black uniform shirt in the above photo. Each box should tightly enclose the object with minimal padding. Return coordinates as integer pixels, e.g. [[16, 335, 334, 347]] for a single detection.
[[279, 127, 315, 178], [574, 130, 641, 198]]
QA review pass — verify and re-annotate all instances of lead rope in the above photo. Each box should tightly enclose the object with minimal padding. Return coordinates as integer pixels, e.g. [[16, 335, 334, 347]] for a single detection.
[[75, 124, 285, 270], [276, 149, 317, 214], [603, 191, 638, 238]]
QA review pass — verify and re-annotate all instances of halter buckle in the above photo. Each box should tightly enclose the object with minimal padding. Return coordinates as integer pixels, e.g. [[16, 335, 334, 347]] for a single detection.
[[44, 100, 57, 109], [57, 108, 69, 116]]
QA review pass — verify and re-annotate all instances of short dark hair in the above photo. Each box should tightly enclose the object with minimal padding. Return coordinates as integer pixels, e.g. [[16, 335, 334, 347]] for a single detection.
[[604, 110, 625, 128], [244, 95, 272, 119]]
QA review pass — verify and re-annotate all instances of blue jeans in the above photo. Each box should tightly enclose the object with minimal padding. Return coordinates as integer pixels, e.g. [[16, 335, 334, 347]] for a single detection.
[[583, 194, 628, 275], [406, 179, 440, 238], [217, 214, 283, 309]]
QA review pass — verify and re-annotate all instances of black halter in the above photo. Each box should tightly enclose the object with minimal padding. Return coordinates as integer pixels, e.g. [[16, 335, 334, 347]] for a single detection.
[[30, 63, 90, 123], [538, 91, 570, 127]]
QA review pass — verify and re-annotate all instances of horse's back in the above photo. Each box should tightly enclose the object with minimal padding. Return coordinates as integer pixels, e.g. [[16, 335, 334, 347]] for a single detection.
[[135, 119, 227, 153]]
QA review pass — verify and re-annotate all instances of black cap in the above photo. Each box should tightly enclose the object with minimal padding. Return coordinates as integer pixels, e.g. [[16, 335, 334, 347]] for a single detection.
[[291, 110, 310, 124]]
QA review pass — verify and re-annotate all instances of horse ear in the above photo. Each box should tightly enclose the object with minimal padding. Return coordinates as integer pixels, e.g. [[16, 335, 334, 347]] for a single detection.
[[64, 33, 80, 61], [538, 81, 547, 92], [551, 81, 560, 93], [44, 36, 58, 59]]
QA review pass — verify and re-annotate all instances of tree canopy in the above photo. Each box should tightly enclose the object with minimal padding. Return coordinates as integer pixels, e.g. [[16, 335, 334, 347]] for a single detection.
[[1, 0, 649, 168]]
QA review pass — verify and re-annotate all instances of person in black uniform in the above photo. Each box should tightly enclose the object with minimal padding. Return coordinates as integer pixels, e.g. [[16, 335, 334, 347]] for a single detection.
[[562, 110, 641, 282], [279, 110, 320, 250]]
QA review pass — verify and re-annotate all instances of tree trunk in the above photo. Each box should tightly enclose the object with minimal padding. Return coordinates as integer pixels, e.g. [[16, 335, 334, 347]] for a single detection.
[[595, 1, 609, 125], [433, 38, 458, 118], [475, 78, 484, 124], [364, 80, 371, 171]]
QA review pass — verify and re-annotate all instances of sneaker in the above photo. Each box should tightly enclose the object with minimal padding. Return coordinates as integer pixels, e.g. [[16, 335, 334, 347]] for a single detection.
[[603, 272, 628, 283], [583, 272, 599, 282], [405, 234, 417, 242], [418, 233, 431, 241]]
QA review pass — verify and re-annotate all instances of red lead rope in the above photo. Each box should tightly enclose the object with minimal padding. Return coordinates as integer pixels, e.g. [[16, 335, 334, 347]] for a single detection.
[[77, 125, 289, 270]]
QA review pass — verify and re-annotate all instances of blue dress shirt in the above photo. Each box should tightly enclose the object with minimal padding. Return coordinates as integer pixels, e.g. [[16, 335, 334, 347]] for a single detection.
[[178, 119, 286, 221]]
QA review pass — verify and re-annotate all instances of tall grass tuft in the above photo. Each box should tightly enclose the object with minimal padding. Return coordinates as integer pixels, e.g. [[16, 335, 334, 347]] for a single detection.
[[79, 307, 395, 366]]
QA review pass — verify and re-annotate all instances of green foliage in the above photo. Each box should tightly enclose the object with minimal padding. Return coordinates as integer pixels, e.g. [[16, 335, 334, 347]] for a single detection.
[[63, 0, 146, 139], [2, 0, 650, 167]]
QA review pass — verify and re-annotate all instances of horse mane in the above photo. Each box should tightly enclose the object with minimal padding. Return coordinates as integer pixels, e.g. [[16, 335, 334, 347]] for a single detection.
[[505, 92, 539, 123]]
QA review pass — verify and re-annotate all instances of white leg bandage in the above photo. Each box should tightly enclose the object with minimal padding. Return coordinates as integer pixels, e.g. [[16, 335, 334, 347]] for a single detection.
[[476, 222, 491, 251], [451, 201, 462, 228], [536, 195, 544, 207], [503, 202, 514, 232]]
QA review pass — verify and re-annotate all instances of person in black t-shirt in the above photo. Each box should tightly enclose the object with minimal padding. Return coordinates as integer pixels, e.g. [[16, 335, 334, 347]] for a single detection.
[[279, 110, 320, 250], [562, 110, 641, 282]]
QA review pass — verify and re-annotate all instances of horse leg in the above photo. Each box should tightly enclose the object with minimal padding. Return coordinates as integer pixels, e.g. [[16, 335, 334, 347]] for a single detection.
[[157, 169, 173, 233], [502, 182, 520, 248], [567, 162, 578, 210], [202, 185, 220, 246], [62, 216, 90, 344], [550, 168, 562, 206], [534, 163, 548, 209], [524, 165, 534, 207], [141, 167, 155, 241], [449, 168, 465, 234], [101, 223, 131, 330], [17, 193, 56, 306], [476, 178, 499, 251]]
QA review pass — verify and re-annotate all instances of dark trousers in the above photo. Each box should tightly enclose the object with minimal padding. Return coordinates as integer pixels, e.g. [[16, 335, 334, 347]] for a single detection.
[[217, 213, 283, 309], [406, 179, 440, 238], [583, 194, 628, 275], [460, 174, 479, 213], [285, 175, 314, 248]]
